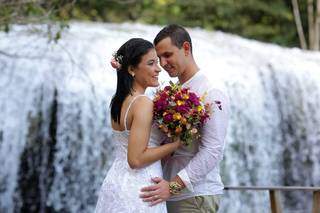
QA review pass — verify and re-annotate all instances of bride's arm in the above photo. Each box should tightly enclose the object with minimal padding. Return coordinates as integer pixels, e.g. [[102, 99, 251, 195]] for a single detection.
[[127, 96, 179, 169]]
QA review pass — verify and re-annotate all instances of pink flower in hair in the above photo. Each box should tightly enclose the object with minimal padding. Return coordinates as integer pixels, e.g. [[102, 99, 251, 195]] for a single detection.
[[110, 57, 121, 69], [110, 52, 123, 70]]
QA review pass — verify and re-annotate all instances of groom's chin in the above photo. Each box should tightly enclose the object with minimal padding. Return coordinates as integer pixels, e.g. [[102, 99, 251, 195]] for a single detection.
[[168, 72, 178, 78]]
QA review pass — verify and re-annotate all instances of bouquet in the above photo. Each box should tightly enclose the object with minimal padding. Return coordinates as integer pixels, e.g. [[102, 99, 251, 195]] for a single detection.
[[153, 81, 212, 146]]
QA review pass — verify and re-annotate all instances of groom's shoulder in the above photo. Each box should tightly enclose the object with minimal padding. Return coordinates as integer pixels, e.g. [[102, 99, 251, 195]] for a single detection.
[[206, 88, 229, 104]]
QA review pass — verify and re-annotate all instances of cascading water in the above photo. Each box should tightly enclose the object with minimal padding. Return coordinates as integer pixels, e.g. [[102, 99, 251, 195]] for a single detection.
[[0, 22, 320, 213]]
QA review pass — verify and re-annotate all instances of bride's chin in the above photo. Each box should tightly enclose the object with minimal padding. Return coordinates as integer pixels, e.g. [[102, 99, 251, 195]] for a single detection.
[[151, 82, 159, 87]]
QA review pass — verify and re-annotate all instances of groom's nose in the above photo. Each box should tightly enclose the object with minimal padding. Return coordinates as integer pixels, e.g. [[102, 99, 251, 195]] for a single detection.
[[160, 58, 167, 68]]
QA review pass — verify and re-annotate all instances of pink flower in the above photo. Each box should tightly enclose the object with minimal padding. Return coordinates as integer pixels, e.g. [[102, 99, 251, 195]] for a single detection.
[[110, 57, 121, 69], [164, 86, 171, 91]]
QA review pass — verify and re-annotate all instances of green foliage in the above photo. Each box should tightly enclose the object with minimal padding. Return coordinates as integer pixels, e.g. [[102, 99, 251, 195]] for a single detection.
[[0, 0, 74, 42], [0, 0, 312, 47], [67, 0, 303, 47]]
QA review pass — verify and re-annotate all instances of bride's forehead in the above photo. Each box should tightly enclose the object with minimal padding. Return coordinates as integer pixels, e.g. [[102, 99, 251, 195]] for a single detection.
[[141, 49, 157, 59]]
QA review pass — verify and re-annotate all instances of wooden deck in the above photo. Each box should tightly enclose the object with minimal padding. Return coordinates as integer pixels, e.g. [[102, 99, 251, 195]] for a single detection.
[[224, 186, 320, 213]]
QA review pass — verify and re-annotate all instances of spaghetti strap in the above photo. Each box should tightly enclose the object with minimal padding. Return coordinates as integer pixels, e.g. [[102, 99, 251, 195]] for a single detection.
[[124, 94, 148, 131]]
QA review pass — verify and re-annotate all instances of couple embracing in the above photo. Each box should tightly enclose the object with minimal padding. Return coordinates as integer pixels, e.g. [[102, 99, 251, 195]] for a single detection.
[[95, 24, 229, 213]]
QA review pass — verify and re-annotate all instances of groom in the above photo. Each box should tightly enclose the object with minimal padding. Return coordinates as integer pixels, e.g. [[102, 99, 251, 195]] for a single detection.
[[140, 24, 229, 212]]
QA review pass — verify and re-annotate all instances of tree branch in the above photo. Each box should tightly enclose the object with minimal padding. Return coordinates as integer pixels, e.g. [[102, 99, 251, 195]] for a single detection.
[[308, 0, 316, 50], [315, 0, 320, 50], [291, 0, 307, 49]]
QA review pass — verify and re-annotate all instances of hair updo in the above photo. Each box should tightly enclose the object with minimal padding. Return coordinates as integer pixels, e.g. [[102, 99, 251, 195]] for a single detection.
[[110, 38, 154, 124]]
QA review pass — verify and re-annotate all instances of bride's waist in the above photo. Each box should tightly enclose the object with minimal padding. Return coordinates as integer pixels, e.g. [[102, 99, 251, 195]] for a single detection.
[[112, 157, 162, 169]]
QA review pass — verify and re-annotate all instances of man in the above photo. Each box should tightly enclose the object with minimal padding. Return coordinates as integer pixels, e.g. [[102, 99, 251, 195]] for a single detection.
[[140, 24, 229, 212]]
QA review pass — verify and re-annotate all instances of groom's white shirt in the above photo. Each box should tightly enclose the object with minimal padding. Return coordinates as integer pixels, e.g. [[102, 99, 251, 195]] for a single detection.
[[161, 70, 229, 201]]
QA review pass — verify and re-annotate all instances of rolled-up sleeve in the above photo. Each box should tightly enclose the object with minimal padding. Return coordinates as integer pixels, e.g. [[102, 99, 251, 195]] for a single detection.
[[177, 89, 229, 191]]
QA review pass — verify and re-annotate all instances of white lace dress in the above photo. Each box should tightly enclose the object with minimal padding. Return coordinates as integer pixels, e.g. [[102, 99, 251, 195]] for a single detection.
[[95, 95, 167, 213]]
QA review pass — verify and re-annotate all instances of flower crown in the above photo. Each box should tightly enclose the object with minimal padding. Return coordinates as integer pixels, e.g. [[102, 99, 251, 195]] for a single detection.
[[110, 52, 123, 70]]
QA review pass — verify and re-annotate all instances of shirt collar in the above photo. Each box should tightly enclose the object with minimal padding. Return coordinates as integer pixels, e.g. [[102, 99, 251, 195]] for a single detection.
[[181, 70, 202, 87]]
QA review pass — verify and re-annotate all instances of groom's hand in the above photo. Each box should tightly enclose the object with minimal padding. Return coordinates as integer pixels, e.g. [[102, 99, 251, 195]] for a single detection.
[[140, 177, 170, 206]]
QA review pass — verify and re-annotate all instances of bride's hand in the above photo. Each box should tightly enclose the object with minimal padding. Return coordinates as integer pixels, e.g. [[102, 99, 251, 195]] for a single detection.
[[172, 137, 184, 148]]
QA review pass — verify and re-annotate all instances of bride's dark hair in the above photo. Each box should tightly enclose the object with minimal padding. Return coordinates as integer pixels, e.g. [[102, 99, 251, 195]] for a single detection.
[[110, 38, 154, 124]]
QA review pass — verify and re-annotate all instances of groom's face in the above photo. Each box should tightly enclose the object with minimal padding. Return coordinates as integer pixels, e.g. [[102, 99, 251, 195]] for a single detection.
[[155, 37, 186, 78]]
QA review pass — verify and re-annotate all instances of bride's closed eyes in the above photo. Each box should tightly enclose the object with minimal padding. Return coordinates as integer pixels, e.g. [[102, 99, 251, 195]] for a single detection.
[[147, 59, 159, 66]]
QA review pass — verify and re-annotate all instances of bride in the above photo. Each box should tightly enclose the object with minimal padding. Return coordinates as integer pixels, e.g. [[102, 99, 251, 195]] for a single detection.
[[95, 38, 181, 213]]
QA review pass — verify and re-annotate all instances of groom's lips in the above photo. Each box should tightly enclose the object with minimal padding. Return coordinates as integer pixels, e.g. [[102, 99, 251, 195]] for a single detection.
[[164, 65, 174, 73]]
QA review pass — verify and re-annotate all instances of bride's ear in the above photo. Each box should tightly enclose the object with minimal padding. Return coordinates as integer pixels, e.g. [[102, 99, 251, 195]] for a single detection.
[[128, 66, 135, 77]]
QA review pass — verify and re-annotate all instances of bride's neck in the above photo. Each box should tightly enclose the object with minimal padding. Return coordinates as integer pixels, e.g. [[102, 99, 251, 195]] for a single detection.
[[132, 82, 146, 95]]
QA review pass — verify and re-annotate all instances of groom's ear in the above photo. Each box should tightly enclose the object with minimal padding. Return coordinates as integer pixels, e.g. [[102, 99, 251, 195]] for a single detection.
[[182, 41, 191, 56]]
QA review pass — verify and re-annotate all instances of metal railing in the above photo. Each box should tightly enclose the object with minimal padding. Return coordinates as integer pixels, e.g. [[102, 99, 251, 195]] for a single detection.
[[224, 186, 320, 213]]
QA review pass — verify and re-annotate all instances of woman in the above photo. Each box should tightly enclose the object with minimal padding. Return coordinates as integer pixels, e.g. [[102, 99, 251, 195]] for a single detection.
[[95, 38, 180, 213]]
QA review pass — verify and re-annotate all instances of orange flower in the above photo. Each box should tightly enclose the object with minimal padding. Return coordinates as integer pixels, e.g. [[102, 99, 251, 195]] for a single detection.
[[181, 117, 187, 125], [175, 126, 182, 134], [183, 94, 189, 100]]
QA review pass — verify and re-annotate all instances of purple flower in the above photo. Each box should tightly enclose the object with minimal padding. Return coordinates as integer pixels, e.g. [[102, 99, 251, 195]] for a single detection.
[[176, 105, 189, 113], [163, 113, 173, 123], [175, 93, 182, 100], [155, 99, 168, 111], [164, 86, 171, 91], [189, 93, 200, 106]]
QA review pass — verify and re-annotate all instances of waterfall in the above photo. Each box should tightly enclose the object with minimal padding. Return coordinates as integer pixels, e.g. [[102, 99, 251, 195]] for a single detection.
[[1, 22, 320, 213]]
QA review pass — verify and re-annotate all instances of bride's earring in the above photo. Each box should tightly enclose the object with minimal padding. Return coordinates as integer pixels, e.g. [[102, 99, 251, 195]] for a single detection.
[[129, 66, 135, 77]]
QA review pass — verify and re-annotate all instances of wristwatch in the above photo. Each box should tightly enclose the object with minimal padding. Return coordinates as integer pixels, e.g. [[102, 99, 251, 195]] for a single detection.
[[169, 181, 183, 195]]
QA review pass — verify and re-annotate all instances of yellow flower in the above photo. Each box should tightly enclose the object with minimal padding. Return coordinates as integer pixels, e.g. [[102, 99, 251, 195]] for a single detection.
[[183, 94, 189, 100], [197, 106, 203, 112], [173, 113, 182, 121], [176, 100, 184, 106]]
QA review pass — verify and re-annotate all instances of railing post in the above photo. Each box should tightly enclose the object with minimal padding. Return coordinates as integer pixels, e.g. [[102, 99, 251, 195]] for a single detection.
[[269, 190, 282, 213], [313, 190, 320, 213]]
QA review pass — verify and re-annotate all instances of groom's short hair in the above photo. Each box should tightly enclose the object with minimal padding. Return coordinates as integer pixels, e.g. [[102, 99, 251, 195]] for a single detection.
[[154, 24, 193, 54]]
